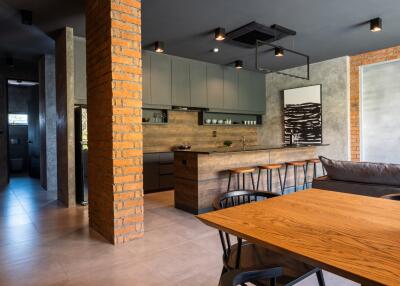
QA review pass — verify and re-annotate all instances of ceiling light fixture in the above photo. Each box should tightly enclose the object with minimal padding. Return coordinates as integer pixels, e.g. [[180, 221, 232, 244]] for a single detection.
[[370, 17, 382, 32], [274, 47, 284, 57], [154, 41, 164, 53], [234, 60, 243, 69], [214, 27, 226, 41], [212, 47, 219, 53]]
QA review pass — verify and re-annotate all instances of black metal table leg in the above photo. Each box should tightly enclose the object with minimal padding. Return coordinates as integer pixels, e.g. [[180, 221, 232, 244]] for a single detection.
[[277, 168, 283, 195], [294, 166, 297, 192], [250, 172, 255, 190], [256, 168, 261, 190], [283, 164, 288, 194], [303, 164, 308, 190]]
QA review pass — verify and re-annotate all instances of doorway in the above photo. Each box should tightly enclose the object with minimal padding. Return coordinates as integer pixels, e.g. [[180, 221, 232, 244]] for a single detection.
[[7, 79, 40, 179]]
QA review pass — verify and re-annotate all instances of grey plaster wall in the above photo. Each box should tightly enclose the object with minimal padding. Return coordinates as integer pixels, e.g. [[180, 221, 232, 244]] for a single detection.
[[40, 55, 57, 192], [74, 36, 87, 105], [258, 56, 350, 161]]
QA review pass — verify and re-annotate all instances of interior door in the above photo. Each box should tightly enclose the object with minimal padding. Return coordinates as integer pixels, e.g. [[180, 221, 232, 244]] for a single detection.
[[0, 77, 8, 187], [27, 87, 40, 178]]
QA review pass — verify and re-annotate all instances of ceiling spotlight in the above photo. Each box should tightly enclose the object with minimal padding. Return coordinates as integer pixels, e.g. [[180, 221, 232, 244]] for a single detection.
[[154, 41, 164, 53], [234, 60, 243, 69], [20, 10, 32, 25], [212, 47, 219, 53], [274, 47, 284, 57], [370, 17, 382, 32], [214, 27, 226, 41]]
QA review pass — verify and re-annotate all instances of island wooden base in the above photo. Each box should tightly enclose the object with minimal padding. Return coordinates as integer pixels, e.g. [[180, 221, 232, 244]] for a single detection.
[[174, 146, 322, 214]]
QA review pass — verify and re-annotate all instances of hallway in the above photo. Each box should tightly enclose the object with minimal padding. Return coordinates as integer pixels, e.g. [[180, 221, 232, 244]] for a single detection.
[[0, 177, 357, 286]]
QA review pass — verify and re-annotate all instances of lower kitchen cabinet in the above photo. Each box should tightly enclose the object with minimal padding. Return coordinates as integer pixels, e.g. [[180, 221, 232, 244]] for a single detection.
[[144, 152, 174, 193]]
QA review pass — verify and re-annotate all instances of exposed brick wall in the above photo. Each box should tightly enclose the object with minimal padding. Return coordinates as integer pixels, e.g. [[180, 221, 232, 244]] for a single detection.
[[86, 0, 143, 244], [350, 46, 400, 161]]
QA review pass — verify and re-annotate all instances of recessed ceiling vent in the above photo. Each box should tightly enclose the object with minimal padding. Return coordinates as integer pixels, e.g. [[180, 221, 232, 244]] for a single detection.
[[226, 21, 296, 48]]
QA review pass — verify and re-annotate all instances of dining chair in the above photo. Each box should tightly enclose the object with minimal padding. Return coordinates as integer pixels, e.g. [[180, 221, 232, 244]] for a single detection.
[[213, 190, 326, 286]]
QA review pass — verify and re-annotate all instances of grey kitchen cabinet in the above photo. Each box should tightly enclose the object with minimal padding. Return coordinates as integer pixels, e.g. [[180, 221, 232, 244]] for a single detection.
[[238, 70, 266, 114], [150, 53, 172, 106], [143, 152, 174, 193], [189, 61, 207, 108], [238, 70, 252, 111], [223, 67, 239, 110], [171, 57, 190, 106], [142, 52, 152, 105], [206, 64, 224, 109], [252, 72, 266, 113]]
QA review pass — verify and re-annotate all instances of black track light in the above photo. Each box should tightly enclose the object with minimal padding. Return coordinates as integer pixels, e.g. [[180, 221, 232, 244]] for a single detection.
[[214, 27, 226, 41], [234, 60, 243, 69], [20, 10, 32, 25], [275, 47, 284, 57], [154, 41, 164, 53], [370, 17, 382, 32]]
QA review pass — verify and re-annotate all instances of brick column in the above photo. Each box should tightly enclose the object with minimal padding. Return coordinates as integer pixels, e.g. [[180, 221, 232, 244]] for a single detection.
[[86, 0, 143, 244]]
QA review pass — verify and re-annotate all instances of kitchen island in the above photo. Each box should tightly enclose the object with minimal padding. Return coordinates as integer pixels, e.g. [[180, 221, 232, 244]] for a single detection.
[[174, 144, 327, 214]]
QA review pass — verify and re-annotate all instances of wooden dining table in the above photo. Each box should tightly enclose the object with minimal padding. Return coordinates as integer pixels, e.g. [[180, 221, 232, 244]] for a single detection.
[[197, 189, 400, 286]]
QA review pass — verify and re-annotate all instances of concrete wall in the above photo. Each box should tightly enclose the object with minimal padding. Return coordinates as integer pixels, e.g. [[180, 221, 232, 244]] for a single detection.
[[259, 56, 350, 161], [74, 36, 87, 105], [39, 55, 57, 192]]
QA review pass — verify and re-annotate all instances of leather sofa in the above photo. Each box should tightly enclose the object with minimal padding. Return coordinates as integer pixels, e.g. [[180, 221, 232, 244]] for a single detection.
[[312, 156, 400, 197]]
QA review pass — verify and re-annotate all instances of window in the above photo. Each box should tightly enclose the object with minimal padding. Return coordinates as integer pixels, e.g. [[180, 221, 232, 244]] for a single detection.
[[8, 114, 28, 125]]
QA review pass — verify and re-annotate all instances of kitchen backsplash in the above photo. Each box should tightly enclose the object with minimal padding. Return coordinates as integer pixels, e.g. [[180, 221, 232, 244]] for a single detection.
[[143, 111, 259, 153]]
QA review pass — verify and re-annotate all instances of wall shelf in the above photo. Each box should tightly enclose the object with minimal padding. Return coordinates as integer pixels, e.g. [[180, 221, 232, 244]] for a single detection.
[[142, 108, 168, 125], [199, 111, 262, 126]]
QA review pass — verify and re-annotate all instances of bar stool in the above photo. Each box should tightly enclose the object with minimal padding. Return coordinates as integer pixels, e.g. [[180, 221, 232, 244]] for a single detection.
[[305, 158, 326, 188], [227, 167, 256, 192], [283, 161, 307, 193], [256, 164, 284, 194]]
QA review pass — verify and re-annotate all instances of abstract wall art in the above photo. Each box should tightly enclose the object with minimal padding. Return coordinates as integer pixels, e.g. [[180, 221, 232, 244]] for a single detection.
[[283, 85, 322, 144]]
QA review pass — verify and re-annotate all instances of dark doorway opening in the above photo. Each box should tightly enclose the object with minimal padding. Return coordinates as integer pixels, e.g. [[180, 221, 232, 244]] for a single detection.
[[7, 80, 40, 180]]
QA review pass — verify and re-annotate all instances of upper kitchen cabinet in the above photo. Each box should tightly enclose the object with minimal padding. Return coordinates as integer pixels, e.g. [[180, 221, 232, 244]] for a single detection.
[[223, 67, 239, 111], [142, 52, 152, 105], [206, 64, 224, 110], [238, 70, 266, 114], [189, 61, 207, 108], [149, 52, 172, 107], [171, 57, 190, 107]]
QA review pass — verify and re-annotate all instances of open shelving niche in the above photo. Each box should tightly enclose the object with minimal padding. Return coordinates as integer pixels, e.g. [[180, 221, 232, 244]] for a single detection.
[[199, 111, 262, 126], [142, 108, 168, 125]]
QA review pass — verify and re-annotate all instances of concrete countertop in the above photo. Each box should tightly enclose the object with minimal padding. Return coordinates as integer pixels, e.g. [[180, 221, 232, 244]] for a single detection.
[[173, 144, 329, 154]]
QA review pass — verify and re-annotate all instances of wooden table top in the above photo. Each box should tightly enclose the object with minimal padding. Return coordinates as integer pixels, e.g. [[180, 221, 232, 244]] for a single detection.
[[197, 189, 400, 286]]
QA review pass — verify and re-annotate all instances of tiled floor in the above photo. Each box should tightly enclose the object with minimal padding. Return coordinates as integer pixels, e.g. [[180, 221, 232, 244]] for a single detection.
[[0, 176, 359, 286]]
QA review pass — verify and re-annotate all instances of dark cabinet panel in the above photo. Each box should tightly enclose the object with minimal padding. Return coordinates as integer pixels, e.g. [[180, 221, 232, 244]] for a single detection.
[[142, 52, 151, 105], [207, 64, 224, 109], [150, 53, 171, 106], [143, 153, 159, 192], [144, 152, 174, 193], [172, 57, 190, 106], [223, 67, 239, 110], [189, 61, 207, 108]]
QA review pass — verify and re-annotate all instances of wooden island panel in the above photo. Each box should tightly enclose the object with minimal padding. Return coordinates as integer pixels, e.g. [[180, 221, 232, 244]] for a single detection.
[[174, 146, 319, 214]]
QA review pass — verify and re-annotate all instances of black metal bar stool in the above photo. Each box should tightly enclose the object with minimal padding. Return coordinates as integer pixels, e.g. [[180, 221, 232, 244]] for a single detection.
[[305, 158, 326, 188], [283, 161, 307, 193], [256, 164, 284, 194], [227, 167, 256, 192]]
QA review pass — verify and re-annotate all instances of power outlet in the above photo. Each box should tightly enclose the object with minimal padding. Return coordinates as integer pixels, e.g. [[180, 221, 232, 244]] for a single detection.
[[212, 130, 217, 137]]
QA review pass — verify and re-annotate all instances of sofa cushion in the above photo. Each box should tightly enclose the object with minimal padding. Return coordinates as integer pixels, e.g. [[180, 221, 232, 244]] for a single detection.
[[319, 156, 400, 186]]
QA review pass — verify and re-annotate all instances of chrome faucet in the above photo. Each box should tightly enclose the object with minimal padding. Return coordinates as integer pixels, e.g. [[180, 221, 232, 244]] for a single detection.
[[241, 136, 246, 150]]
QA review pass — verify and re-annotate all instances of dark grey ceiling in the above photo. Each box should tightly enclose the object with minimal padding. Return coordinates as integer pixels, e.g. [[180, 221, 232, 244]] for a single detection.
[[2, 0, 400, 71]]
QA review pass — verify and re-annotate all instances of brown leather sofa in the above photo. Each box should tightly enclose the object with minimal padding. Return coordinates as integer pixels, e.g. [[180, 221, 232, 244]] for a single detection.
[[312, 156, 400, 197]]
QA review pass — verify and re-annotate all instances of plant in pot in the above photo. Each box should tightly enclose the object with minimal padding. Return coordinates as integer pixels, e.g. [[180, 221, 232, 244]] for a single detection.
[[223, 140, 233, 147]]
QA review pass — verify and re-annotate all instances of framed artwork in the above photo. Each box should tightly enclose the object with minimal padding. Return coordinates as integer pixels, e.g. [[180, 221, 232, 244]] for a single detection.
[[283, 85, 322, 144]]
